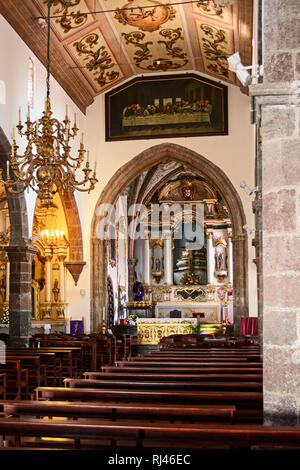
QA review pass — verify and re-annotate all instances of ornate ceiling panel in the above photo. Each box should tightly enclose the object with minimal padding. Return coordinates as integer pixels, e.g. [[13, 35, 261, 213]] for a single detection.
[[103, 0, 192, 73], [0, 0, 253, 113], [66, 28, 124, 92]]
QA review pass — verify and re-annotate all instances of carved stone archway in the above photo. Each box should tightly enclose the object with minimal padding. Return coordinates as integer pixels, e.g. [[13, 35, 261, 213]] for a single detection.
[[91, 143, 248, 334]]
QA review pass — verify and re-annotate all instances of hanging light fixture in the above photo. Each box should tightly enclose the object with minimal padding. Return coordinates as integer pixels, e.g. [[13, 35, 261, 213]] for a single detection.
[[1, 0, 98, 208]]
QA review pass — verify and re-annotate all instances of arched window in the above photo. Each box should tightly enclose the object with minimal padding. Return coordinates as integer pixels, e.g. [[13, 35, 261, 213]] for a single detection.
[[27, 58, 34, 108], [0, 80, 5, 105]]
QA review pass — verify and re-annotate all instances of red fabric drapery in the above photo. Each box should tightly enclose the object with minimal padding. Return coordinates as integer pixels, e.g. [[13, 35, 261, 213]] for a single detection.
[[240, 316, 258, 336]]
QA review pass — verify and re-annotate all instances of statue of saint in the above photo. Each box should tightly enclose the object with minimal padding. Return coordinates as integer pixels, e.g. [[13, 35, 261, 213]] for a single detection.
[[216, 251, 225, 271], [155, 258, 161, 272], [133, 281, 145, 301]]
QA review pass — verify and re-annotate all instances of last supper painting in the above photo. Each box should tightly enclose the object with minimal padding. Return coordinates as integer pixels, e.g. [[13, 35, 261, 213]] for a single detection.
[[105, 73, 228, 141]]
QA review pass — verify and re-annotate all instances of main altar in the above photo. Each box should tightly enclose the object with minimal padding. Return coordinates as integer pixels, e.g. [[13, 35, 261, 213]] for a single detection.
[[125, 177, 234, 345]]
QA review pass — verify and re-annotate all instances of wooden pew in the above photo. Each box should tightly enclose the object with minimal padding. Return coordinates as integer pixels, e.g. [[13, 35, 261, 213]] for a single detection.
[[137, 354, 261, 362], [63, 378, 262, 392], [84, 371, 263, 383], [115, 360, 263, 369], [5, 351, 60, 386], [1, 417, 300, 449], [35, 387, 263, 410], [5, 355, 47, 393], [6, 347, 82, 382], [0, 361, 28, 400], [130, 356, 250, 363], [0, 374, 6, 399], [102, 366, 263, 374], [0, 400, 236, 424]]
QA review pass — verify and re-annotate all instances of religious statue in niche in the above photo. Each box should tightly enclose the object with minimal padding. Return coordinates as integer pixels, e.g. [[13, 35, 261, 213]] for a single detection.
[[215, 243, 227, 282], [52, 279, 60, 303], [216, 251, 225, 271], [133, 280, 145, 301], [151, 239, 163, 284]]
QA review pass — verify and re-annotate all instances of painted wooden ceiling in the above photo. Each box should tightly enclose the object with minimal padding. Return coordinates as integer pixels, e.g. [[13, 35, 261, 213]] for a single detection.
[[0, 0, 253, 113]]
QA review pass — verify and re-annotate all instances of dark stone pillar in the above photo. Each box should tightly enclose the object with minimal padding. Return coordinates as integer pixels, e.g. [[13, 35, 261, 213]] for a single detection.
[[6, 243, 36, 347]]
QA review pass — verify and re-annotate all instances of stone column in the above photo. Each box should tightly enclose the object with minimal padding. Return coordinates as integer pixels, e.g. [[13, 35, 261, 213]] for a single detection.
[[227, 234, 233, 285], [5, 243, 36, 346], [45, 252, 52, 303], [163, 231, 172, 285], [232, 233, 248, 336], [143, 233, 150, 286], [206, 231, 214, 284], [250, 0, 300, 426]]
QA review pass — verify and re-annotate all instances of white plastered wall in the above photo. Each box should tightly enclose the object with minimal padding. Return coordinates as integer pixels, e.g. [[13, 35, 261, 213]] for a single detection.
[[0, 14, 257, 334]]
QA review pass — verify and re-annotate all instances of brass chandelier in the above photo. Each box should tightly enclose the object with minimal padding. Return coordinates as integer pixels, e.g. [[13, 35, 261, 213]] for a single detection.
[[1, 0, 98, 208]]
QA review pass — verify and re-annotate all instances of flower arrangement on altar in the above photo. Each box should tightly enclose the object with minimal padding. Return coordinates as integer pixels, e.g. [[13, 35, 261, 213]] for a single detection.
[[126, 313, 140, 325], [1, 305, 9, 324]]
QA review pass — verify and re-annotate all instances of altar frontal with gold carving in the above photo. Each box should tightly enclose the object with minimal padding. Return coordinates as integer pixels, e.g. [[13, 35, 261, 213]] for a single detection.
[[137, 319, 193, 345]]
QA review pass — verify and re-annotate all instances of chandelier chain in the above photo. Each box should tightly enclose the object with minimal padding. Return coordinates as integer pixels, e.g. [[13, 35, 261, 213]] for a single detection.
[[46, 0, 51, 98]]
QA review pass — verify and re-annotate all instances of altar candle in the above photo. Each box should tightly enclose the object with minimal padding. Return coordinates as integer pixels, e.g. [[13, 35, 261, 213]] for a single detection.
[[65, 104, 68, 119], [94, 161, 97, 174], [81, 132, 84, 145], [27, 104, 30, 121], [103, 306, 106, 320], [18, 107, 21, 123], [87, 150, 90, 165], [6, 161, 9, 179]]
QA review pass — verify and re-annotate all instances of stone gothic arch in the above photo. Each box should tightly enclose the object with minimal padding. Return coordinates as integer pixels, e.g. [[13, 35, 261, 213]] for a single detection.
[[91, 143, 248, 334]]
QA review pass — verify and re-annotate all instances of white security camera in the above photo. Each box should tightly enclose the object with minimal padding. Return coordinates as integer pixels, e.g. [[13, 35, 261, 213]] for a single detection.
[[37, 18, 47, 29], [240, 180, 258, 196], [243, 224, 255, 235], [227, 52, 263, 87]]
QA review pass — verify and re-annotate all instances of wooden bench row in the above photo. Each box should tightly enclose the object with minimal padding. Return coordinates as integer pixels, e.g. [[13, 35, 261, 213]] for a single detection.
[[0, 361, 28, 400], [1, 416, 300, 450], [64, 377, 263, 392], [0, 374, 6, 399], [0, 399, 236, 424]]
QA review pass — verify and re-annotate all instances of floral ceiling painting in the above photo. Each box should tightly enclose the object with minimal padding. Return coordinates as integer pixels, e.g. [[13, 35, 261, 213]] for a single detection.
[[1, 0, 253, 111]]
